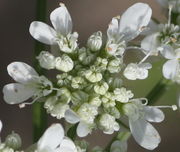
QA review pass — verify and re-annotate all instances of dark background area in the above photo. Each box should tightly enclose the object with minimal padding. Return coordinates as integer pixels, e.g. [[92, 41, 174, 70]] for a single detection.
[[0, 0, 180, 151]]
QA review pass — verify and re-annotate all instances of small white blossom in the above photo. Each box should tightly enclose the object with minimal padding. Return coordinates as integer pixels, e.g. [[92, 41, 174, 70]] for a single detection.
[[55, 54, 74, 72], [98, 113, 120, 134], [36, 123, 77, 152], [114, 88, 134, 103], [123, 99, 165, 150], [37, 51, 56, 70], [87, 31, 102, 51], [107, 58, 123, 73], [3, 62, 52, 105], [29, 3, 78, 53], [106, 3, 152, 56], [123, 63, 152, 80], [162, 47, 180, 83]]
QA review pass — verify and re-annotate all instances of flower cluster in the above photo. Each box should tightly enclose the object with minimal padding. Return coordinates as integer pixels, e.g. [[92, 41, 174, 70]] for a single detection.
[[2, 2, 179, 152]]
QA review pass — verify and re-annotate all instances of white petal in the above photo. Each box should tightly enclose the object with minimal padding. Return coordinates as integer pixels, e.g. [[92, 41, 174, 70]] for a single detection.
[[38, 124, 64, 150], [129, 119, 161, 150], [7, 62, 38, 84], [144, 106, 165, 123], [162, 59, 179, 79], [29, 21, 57, 45], [119, 3, 152, 41], [65, 109, 80, 124], [59, 138, 77, 152], [141, 20, 159, 35], [160, 45, 176, 59], [77, 122, 91, 137], [3, 83, 35, 104], [141, 33, 160, 55], [0, 120, 2, 133], [107, 18, 119, 40], [50, 4, 72, 36]]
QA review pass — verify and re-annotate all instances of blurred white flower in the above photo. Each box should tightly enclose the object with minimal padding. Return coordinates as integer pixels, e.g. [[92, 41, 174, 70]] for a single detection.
[[3, 62, 52, 106], [29, 3, 78, 53], [65, 105, 98, 137], [36, 123, 77, 152], [124, 62, 152, 80], [106, 3, 152, 56], [123, 99, 164, 150], [162, 47, 180, 83], [98, 113, 120, 134]]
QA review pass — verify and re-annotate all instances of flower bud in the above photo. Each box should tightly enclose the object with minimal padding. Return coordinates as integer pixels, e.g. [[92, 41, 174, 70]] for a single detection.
[[5, 132, 22, 150], [55, 55, 74, 72], [107, 58, 123, 73], [114, 88, 134, 103], [94, 82, 109, 95], [98, 113, 119, 134], [87, 31, 102, 52], [37, 51, 56, 70], [85, 69, 102, 83]]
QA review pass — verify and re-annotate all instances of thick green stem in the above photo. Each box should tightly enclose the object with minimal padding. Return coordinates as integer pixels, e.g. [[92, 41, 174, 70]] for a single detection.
[[32, 0, 47, 143], [147, 78, 172, 105]]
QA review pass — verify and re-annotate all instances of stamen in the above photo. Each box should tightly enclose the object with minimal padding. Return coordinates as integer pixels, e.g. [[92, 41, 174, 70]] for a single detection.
[[59, 2, 65, 7], [138, 51, 151, 64], [19, 97, 40, 108], [168, 4, 173, 27], [155, 105, 178, 111]]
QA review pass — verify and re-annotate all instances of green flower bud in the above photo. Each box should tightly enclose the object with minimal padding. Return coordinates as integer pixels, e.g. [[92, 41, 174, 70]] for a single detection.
[[5, 132, 22, 150], [71, 76, 85, 89], [94, 82, 109, 95], [36, 51, 56, 70], [95, 57, 108, 71], [87, 31, 102, 52], [89, 95, 102, 107], [55, 55, 74, 72], [85, 69, 102, 83], [107, 78, 123, 91], [78, 48, 96, 65], [107, 57, 123, 73], [92, 146, 103, 152], [71, 90, 89, 104]]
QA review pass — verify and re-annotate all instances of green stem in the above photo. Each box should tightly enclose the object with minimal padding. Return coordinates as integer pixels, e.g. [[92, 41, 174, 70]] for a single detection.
[[146, 78, 172, 105], [32, 0, 47, 143]]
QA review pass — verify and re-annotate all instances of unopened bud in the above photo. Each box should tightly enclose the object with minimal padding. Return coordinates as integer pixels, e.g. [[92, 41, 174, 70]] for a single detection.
[[5, 132, 22, 150]]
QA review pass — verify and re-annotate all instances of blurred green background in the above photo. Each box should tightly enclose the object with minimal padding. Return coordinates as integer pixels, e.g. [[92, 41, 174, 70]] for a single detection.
[[0, 0, 180, 151]]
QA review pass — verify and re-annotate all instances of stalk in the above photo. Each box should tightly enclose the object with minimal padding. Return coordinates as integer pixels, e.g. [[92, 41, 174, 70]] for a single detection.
[[32, 0, 47, 143]]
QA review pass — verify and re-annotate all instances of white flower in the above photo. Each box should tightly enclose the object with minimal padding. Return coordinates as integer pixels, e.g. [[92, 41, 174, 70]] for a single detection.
[[98, 113, 120, 134], [123, 63, 152, 80], [29, 3, 78, 53], [85, 69, 102, 83], [36, 51, 56, 70], [55, 55, 74, 72], [65, 104, 98, 137], [162, 47, 180, 83], [3, 62, 52, 105], [114, 88, 134, 103], [123, 99, 164, 150], [106, 3, 152, 56], [36, 123, 77, 152]]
